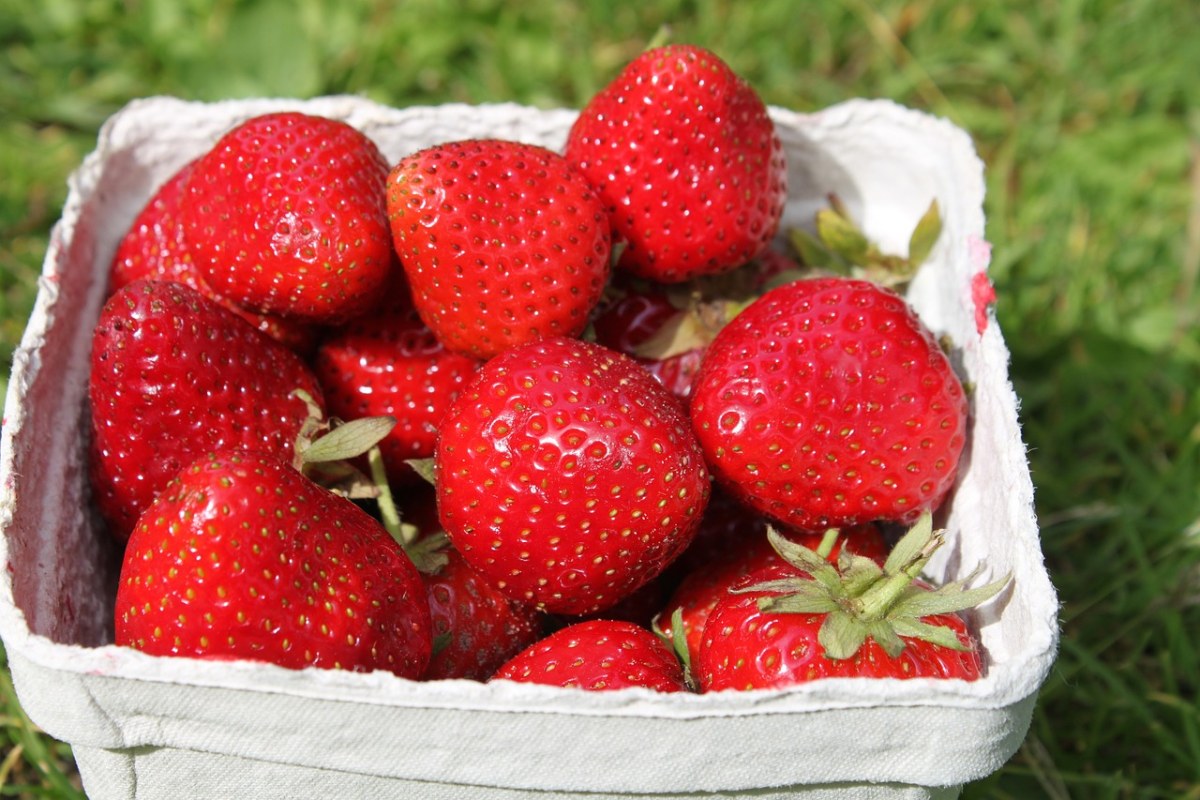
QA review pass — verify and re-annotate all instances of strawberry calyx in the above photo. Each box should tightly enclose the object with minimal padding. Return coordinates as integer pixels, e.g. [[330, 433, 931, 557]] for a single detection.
[[787, 194, 943, 291], [631, 296, 744, 361], [286, 389, 442, 564], [735, 511, 1011, 661]]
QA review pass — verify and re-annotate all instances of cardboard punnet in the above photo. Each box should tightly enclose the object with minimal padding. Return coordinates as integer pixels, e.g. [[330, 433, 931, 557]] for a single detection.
[[0, 97, 1059, 799]]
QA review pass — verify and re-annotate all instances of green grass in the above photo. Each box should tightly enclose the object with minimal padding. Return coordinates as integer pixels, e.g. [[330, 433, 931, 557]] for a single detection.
[[2, 0, 1198, 797]]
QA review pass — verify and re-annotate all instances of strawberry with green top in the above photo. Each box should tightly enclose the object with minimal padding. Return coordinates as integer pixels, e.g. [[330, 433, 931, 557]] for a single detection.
[[114, 448, 432, 678], [386, 139, 611, 360], [689, 276, 968, 532], [181, 111, 394, 325], [492, 619, 689, 692], [655, 522, 889, 671], [434, 336, 710, 616], [695, 513, 1010, 689], [565, 44, 788, 283], [88, 280, 324, 540]]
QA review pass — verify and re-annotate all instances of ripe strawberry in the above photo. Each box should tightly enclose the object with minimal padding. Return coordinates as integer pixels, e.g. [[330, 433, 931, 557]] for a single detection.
[[689, 277, 967, 532], [88, 280, 324, 540], [695, 514, 1009, 690], [115, 449, 432, 678], [313, 285, 480, 486], [656, 523, 889, 670], [435, 336, 710, 616], [565, 44, 788, 283], [424, 546, 545, 681], [491, 619, 688, 692], [111, 158, 317, 353], [181, 111, 394, 324], [386, 139, 611, 360]]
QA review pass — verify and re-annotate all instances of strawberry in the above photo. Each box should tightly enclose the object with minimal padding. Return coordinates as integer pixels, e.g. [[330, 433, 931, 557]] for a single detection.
[[434, 336, 710, 616], [88, 280, 324, 540], [386, 139, 611, 360], [423, 545, 545, 681], [689, 277, 968, 532], [656, 523, 889, 670], [181, 111, 394, 325], [565, 44, 788, 283], [313, 285, 480, 486], [694, 514, 1009, 690], [114, 449, 432, 678], [110, 158, 317, 353], [491, 619, 688, 692]]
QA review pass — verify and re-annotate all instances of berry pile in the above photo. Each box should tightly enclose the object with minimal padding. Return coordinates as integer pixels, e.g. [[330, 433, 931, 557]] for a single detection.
[[97, 44, 1008, 693]]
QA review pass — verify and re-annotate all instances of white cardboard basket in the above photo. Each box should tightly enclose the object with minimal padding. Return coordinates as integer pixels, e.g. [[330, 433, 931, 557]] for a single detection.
[[0, 96, 1059, 799]]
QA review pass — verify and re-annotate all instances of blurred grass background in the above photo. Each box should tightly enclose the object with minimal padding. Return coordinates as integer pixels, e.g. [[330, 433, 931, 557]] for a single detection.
[[1, 0, 1198, 797]]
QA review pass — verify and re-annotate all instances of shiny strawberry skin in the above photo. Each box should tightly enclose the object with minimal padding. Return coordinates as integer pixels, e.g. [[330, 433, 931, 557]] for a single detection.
[[423, 547, 545, 681], [111, 158, 317, 353], [313, 291, 480, 485], [386, 139, 611, 360], [565, 44, 788, 283], [182, 112, 393, 324], [689, 277, 968, 531], [88, 280, 323, 540], [115, 450, 432, 678], [695, 565, 983, 690], [658, 524, 889, 667], [435, 337, 710, 616], [492, 619, 688, 692]]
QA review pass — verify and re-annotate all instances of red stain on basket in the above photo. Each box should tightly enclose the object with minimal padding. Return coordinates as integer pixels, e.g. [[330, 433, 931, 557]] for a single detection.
[[968, 236, 995, 334]]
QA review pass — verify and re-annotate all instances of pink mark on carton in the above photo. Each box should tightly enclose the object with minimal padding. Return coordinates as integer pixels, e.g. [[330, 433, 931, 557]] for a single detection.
[[968, 235, 996, 335]]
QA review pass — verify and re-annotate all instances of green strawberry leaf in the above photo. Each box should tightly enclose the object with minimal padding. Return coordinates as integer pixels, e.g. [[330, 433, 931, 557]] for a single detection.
[[818, 608, 868, 660], [890, 572, 1013, 618], [789, 227, 835, 269], [866, 618, 906, 659], [766, 526, 843, 594], [756, 585, 840, 615], [837, 553, 887, 597], [881, 511, 937, 577], [889, 617, 972, 652], [406, 457, 438, 486], [907, 199, 943, 268], [816, 207, 872, 266], [303, 416, 397, 464], [404, 530, 451, 575]]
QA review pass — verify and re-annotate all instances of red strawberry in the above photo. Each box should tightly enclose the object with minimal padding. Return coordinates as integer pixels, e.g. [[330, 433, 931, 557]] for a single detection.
[[89, 280, 324, 540], [386, 138, 611, 360], [656, 523, 888, 669], [313, 286, 480, 486], [689, 277, 968, 531], [565, 44, 788, 283], [115, 449, 432, 678], [181, 111, 394, 324], [110, 159, 199, 294], [111, 158, 317, 353], [695, 514, 1009, 690], [435, 336, 710, 616], [423, 546, 545, 681], [491, 619, 688, 692]]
